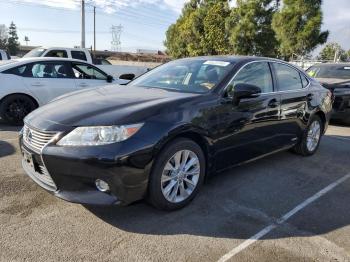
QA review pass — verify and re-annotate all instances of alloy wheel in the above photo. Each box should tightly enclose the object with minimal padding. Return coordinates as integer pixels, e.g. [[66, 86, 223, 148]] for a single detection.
[[306, 120, 321, 152], [161, 150, 200, 203]]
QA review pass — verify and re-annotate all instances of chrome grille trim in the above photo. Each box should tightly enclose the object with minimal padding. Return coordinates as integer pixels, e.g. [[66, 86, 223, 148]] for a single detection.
[[23, 125, 58, 153]]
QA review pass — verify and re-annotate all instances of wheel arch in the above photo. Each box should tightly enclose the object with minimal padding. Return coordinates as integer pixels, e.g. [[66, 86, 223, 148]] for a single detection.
[[152, 126, 213, 179], [313, 110, 327, 134], [0, 93, 40, 108]]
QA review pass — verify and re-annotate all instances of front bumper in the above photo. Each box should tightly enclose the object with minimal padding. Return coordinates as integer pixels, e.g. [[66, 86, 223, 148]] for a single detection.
[[19, 135, 154, 206]]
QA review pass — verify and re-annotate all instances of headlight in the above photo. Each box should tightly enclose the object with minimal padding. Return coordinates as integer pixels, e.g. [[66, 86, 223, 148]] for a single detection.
[[57, 123, 143, 146]]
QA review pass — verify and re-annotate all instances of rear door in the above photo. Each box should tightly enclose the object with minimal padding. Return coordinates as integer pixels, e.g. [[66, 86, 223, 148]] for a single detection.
[[22, 61, 77, 104], [71, 62, 111, 89], [271, 62, 309, 143], [214, 61, 283, 169]]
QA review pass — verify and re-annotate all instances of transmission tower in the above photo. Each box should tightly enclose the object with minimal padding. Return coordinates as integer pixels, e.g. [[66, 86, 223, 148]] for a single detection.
[[111, 25, 122, 52]]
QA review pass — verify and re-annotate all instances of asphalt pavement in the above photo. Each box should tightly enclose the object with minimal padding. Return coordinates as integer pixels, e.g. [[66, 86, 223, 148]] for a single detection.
[[0, 120, 349, 262]]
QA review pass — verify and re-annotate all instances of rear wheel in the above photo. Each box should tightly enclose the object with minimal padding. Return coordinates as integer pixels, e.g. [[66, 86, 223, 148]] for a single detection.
[[293, 115, 323, 156], [0, 95, 37, 125], [148, 138, 205, 210]]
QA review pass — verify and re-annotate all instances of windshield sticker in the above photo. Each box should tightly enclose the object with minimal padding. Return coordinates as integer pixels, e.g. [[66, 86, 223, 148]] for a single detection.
[[203, 61, 230, 67]]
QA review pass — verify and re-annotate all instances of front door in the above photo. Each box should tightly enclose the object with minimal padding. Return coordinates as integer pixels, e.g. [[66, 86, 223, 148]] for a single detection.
[[213, 61, 283, 170], [71, 62, 111, 90]]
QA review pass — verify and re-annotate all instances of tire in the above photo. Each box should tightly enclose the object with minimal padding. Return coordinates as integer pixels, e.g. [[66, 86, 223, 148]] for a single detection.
[[293, 115, 323, 156], [0, 94, 37, 125], [148, 138, 206, 211]]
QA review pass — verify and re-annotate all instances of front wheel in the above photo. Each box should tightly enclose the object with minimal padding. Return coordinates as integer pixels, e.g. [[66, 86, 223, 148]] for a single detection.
[[0, 94, 37, 125], [293, 115, 323, 156], [148, 138, 205, 210]]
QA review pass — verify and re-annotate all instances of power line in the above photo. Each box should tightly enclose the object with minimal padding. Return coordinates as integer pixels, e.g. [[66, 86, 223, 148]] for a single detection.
[[1, 0, 176, 27]]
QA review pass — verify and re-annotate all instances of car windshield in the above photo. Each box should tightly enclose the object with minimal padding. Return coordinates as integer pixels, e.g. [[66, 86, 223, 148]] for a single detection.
[[307, 65, 350, 79], [23, 48, 47, 58], [128, 59, 235, 93]]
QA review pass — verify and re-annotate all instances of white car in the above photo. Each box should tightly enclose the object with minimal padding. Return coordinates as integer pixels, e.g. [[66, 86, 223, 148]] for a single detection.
[[0, 57, 125, 124]]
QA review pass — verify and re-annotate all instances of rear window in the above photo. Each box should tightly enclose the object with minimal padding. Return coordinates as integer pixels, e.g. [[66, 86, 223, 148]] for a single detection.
[[307, 65, 350, 79], [71, 51, 87, 61]]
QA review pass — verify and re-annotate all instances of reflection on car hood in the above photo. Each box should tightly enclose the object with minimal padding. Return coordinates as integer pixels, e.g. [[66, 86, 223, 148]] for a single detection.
[[25, 85, 199, 130]]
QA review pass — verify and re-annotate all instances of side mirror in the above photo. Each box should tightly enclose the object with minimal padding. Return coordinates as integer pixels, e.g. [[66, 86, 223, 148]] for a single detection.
[[106, 75, 114, 83], [119, 73, 135, 81], [227, 83, 261, 105]]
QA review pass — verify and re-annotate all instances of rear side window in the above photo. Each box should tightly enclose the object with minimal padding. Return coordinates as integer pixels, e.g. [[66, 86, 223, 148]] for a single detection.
[[301, 74, 309, 88], [272, 63, 303, 91], [6, 52, 10, 60], [3, 65, 29, 76], [71, 51, 87, 61], [45, 50, 68, 58]]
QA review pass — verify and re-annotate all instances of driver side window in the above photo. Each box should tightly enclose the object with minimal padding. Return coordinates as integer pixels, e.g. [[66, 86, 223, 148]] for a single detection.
[[72, 63, 107, 80], [230, 62, 273, 93]]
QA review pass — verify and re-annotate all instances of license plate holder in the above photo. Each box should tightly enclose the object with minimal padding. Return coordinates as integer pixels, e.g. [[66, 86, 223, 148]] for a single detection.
[[22, 147, 34, 169]]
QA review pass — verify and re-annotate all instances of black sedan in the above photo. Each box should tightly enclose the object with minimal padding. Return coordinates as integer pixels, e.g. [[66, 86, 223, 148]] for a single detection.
[[20, 56, 333, 210], [307, 63, 350, 124]]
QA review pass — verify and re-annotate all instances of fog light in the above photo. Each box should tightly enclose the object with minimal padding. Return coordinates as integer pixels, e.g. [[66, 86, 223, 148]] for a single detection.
[[95, 179, 110, 192]]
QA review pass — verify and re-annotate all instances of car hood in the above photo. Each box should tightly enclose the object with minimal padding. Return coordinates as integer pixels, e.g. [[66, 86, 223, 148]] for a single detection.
[[25, 85, 200, 131]]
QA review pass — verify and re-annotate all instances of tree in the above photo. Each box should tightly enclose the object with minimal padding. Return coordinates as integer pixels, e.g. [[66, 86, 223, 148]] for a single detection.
[[165, 0, 230, 58], [272, 0, 329, 60], [0, 24, 8, 50], [226, 0, 279, 57], [201, 0, 231, 55], [318, 42, 347, 61], [7, 22, 20, 55]]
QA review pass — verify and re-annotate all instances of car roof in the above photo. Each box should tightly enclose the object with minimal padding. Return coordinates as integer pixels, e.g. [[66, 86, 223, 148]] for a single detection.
[[177, 55, 283, 63], [0, 57, 94, 72], [34, 46, 89, 51]]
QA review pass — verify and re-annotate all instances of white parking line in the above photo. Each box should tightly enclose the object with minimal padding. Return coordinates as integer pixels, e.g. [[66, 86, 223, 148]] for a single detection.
[[218, 173, 350, 262]]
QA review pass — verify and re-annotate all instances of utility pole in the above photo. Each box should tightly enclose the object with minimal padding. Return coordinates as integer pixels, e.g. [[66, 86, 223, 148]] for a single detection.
[[93, 6, 96, 54], [81, 0, 85, 48]]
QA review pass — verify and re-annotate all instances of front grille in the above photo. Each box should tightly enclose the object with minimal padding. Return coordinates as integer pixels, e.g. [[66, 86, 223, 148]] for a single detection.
[[23, 125, 57, 153]]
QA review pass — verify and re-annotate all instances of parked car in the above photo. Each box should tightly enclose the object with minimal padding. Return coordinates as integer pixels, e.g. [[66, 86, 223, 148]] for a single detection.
[[23, 46, 149, 80], [307, 63, 350, 124], [0, 49, 11, 61], [20, 56, 332, 210], [0, 57, 127, 124], [24, 47, 94, 63]]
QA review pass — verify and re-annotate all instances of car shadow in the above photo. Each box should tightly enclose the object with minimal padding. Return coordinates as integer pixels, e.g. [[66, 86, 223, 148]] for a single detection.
[[0, 140, 16, 158], [0, 118, 22, 132], [85, 135, 350, 240]]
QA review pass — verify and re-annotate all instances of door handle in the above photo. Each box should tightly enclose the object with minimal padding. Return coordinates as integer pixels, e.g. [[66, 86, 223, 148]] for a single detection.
[[78, 83, 89, 87], [31, 82, 44, 87], [268, 99, 280, 108]]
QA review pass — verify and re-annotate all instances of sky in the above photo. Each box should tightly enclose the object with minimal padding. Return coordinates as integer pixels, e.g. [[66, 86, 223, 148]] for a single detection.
[[0, 0, 349, 54]]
